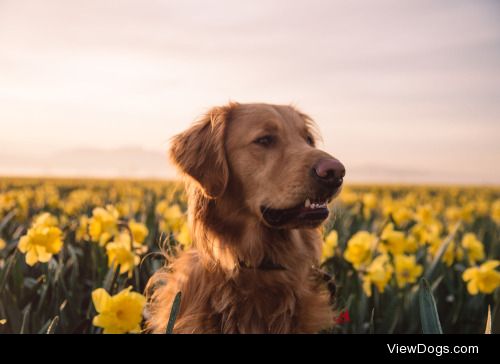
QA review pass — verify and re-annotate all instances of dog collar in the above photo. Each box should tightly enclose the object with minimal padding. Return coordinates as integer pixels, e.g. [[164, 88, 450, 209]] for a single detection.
[[238, 258, 287, 271]]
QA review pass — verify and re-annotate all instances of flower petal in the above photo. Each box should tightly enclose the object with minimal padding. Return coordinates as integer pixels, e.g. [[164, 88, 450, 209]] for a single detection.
[[467, 280, 479, 295], [462, 268, 476, 281], [482, 260, 500, 271], [25, 249, 38, 266], [92, 289, 112, 313], [103, 327, 124, 334], [18, 236, 29, 253]]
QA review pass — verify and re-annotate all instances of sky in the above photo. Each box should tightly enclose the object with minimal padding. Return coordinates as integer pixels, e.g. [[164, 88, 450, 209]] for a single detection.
[[0, 0, 499, 183]]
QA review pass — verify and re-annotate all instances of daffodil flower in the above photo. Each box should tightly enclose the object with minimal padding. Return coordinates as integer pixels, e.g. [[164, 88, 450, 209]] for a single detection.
[[322, 230, 338, 262], [344, 231, 377, 270], [92, 287, 146, 334], [89, 205, 120, 246], [394, 254, 423, 288], [17, 212, 63, 266], [106, 233, 140, 276], [463, 260, 500, 295], [362, 254, 393, 297]]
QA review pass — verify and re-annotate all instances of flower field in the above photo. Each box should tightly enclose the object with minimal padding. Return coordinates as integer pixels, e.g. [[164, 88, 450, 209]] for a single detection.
[[0, 177, 499, 334]]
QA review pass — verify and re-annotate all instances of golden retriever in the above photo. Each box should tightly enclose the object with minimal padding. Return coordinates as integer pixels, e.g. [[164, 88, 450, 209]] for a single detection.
[[145, 102, 345, 333]]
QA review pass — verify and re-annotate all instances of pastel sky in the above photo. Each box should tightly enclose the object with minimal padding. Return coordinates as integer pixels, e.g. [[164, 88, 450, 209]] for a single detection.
[[1, 0, 499, 183]]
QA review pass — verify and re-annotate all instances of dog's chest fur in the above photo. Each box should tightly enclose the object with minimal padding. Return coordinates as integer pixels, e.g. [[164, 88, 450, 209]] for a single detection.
[[208, 266, 333, 333], [146, 189, 336, 333]]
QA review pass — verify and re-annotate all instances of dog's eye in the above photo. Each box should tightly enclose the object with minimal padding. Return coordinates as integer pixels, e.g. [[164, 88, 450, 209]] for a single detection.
[[253, 135, 275, 147], [306, 136, 315, 146]]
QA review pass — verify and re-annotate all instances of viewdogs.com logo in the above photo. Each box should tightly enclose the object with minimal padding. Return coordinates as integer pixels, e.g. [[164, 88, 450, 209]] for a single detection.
[[387, 344, 479, 357]]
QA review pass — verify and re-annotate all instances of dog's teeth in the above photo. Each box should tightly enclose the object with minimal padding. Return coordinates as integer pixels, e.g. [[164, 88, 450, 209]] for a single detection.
[[305, 199, 328, 210]]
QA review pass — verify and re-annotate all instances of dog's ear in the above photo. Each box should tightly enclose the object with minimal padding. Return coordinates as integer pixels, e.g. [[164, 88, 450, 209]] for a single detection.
[[169, 105, 234, 199]]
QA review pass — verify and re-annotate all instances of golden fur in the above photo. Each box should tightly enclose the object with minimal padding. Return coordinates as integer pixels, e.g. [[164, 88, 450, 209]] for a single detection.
[[145, 102, 341, 333]]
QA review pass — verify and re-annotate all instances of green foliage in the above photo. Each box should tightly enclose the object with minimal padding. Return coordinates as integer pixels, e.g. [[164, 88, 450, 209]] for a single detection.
[[166, 292, 182, 334], [419, 278, 443, 334], [0, 179, 499, 333]]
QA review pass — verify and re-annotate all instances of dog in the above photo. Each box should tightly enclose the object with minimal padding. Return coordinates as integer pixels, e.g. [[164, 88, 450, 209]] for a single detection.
[[145, 102, 345, 333]]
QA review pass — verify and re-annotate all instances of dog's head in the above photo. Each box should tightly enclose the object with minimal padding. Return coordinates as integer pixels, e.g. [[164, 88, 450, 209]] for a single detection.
[[170, 102, 345, 229]]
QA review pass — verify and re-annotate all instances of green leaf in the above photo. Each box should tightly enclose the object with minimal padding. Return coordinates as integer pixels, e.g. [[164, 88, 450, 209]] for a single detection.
[[46, 316, 59, 334], [419, 278, 443, 334], [0, 210, 17, 235], [485, 305, 491, 334], [369, 308, 375, 334], [3, 291, 22, 333], [0, 250, 18, 295], [103, 263, 121, 295], [165, 292, 182, 334], [424, 224, 460, 282], [491, 301, 500, 335], [37, 319, 52, 334], [19, 303, 31, 334]]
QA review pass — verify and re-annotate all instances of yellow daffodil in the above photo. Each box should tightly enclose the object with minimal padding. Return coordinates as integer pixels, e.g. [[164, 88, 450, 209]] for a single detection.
[[339, 188, 358, 205], [394, 254, 423, 288], [461, 233, 485, 265], [157, 202, 185, 232], [474, 198, 490, 216], [362, 254, 393, 297], [392, 207, 413, 227], [428, 237, 464, 267], [379, 223, 406, 255], [33, 212, 58, 228], [440, 241, 464, 267], [106, 233, 140, 276], [116, 202, 131, 217], [129, 220, 149, 245], [344, 231, 377, 270], [444, 206, 461, 225], [76, 215, 89, 241], [492, 200, 500, 224], [445, 205, 474, 225], [63, 189, 93, 215], [18, 225, 63, 266], [410, 220, 443, 246], [0, 193, 16, 214], [89, 205, 120, 246], [176, 222, 192, 248], [92, 286, 146, 334], [462, 260, 500, 295], [381, 198, 414, 227], [415, 205, 435, 224], [362, 193, 377, 219], [0, 238, 6, 250], [404, 235, 419, 254], [322, 230, 338, 262]]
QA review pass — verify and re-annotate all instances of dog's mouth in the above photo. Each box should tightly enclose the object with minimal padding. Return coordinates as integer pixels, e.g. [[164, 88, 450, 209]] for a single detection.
[[260, 198, 331, 228]]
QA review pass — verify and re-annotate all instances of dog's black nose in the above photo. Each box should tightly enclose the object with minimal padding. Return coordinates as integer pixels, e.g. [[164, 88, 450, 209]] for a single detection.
[[312, 158, 345, 188]]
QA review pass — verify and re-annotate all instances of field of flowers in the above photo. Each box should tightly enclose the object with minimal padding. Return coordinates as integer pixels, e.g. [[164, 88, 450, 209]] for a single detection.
[[0, 177, 499, 334]]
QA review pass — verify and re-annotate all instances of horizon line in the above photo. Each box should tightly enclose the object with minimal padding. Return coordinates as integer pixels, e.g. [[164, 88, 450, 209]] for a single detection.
[[1, 173, 499, 188]]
